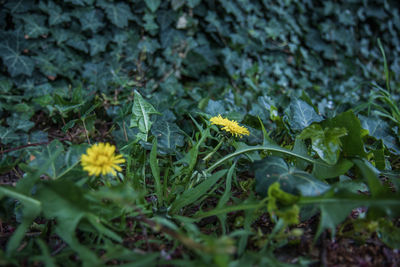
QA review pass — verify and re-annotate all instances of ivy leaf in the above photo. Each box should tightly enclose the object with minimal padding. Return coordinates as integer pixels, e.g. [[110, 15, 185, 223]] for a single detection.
[[298, 124, 347, 165], [359, 114, 400, 154], [29, 141, 86, 179], [82, 62, 110, 90], [4, 0, 36, 13], [0, 126, 20, 145], [39, 0, 71, 26], [130, 91, 161, 142], [76, 8, 104, 33], [286, 99, 323, 131], [64, 0, 94, 6], [88, 36, 108, 56], [145, 0, 161, 12], [6, 113, 34, 132], [0, 31, 35, 77], [19, 14, 49, 38], [254, 157, 330, 197], [151, 120, 184, 154], [98, 0, 134, 28]]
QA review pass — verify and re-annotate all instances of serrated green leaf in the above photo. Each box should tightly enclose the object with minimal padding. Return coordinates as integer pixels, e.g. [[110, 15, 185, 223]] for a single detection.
[[77, 8, 104, 33], [98, 1, 134, 28], [0, 31, 35, 77], [254, 157, 330, 197], [88, 36, 108, 56], [130, 91, 160, 142], [286, 99, 323, 131], [325, 110, 367, 158], [39, 0, 71, 26], [4, 0, 36, 13], [299, 124, 347, 165], [145, 0, 161, 12]]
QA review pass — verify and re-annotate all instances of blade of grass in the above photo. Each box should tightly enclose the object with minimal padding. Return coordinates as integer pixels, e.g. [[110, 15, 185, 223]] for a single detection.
[[150, 138, 163, 206]]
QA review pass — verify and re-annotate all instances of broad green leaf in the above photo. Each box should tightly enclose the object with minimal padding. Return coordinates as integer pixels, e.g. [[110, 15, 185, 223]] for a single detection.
[[151, 120, 184, 154], [82, 62, 110, 90], [0, 76, 13, 93], [130, 91, 160, 142], [36, 179, 121, 265], [88, 36, 108, 56], [325, 110, 367, 158], [6, 113, 34, 132], [254, 157, 330, 197], [77, 9, 104, 33], [312, 158, 353, 179], [0, 126, 20, 145], [171, 169, 228, 213], [145, 0, 161, 12], [359, 115, 400, 153], [298, 124, 347, 165], [29, 141, 86, 179], [19, 14, 48, 38], [98, 0, 134, 28], [0, 31, 35, 77], [285, 98, 323, 131], [378, 220, 400, 249], [300, 188, 400, 238], [292, 137, 308, 170], [0, 187, 41, 254], [35, 180, 100, 265], [352, 158, 383, 197], [4, 0, 36, 13], [39, 0, 71, 26]]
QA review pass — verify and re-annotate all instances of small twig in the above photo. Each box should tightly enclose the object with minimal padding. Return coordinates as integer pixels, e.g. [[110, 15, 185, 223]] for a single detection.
[[0, 138, 70, 154], [82, 120, 91, 145], [51, 242, 67, 256]]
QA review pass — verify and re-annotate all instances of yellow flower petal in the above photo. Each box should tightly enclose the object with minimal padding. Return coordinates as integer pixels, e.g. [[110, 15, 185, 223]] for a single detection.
[[210, 114, 250, 138], [80, 142, 125, 176]]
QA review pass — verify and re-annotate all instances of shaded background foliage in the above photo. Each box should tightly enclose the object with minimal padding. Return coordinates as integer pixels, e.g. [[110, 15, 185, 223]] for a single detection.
[[0, 0, 400, 149]]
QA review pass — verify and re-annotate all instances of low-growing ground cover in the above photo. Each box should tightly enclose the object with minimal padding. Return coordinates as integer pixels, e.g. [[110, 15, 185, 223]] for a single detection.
[[1, 0, 400, 266]]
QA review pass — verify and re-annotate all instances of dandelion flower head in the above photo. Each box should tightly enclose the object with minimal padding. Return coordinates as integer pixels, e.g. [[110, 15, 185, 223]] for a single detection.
[[210, 115, 250, 138], [81, 142, 125, 176]]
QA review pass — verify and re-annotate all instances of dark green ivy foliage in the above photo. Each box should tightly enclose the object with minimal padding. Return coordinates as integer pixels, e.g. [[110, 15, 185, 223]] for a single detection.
[[0, 0, 399, 147]]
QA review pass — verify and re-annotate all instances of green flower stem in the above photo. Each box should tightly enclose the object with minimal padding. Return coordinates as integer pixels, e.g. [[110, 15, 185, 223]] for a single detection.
[[202, 137, 225, 162], [205, 144, 323, 173]]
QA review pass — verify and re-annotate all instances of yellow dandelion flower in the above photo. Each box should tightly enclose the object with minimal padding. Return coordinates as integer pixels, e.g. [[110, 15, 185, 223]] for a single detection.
[[210, 114, 250, 138], [81, 142, 125, 176]]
